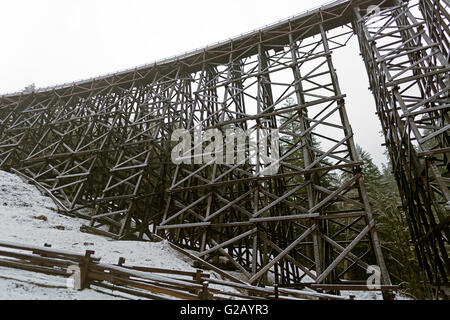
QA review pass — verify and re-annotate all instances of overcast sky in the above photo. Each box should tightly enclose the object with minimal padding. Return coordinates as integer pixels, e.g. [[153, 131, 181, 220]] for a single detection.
[[0, 0, 388, 166]]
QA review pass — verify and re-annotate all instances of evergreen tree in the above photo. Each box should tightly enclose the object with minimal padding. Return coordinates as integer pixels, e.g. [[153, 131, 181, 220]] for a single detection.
[[357, 146, 425, 299], [23, 83, 36, 93]]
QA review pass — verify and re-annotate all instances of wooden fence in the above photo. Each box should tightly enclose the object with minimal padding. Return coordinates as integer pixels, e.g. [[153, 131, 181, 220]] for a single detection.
[[0, 240, 351, 300]]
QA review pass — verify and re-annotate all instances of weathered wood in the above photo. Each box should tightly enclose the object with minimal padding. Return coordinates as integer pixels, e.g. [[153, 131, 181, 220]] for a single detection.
[[0, 241, 350, 300], [3, 0, 445, 298]]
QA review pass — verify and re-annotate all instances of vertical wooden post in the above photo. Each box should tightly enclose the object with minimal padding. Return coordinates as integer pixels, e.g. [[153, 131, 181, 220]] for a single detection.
[[194, 269, 202, 284], [200, 281, 210, 300], [80, 250, 94, 289], [274, 283, 279, 300]]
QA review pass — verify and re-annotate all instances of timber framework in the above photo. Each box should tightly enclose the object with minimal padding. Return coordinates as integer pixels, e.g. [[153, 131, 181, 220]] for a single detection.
[[0, 0, 448, 299]]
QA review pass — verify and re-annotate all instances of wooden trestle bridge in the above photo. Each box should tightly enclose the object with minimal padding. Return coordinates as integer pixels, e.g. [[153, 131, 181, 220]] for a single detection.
[[0, 0, 448, 299]]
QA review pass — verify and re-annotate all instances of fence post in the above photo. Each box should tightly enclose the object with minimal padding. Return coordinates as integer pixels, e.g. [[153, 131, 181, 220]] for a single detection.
[[200, 281, 210, 300], [80, 250, 94, 289], [194, 270, 202, 283], [274, 283, 279, 300]]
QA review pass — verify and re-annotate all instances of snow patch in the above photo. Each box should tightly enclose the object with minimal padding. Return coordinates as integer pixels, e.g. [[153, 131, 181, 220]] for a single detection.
[[0, 170, 200, 299]]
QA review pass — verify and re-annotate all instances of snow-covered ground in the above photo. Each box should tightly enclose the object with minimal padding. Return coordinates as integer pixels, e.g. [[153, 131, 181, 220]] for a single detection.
[[0, 169, 410, 300], [0, 169, 211, 299]]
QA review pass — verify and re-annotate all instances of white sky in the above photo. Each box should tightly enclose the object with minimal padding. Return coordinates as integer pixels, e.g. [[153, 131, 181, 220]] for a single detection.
[[0, 0, 388, 166]]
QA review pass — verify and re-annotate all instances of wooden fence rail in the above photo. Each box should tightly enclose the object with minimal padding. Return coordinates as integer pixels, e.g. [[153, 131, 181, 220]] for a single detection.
[[0, 240, 352, 300]]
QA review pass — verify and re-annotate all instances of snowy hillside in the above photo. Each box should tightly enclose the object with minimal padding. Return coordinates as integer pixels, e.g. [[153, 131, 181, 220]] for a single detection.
[[0, 169, 202, 299]]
